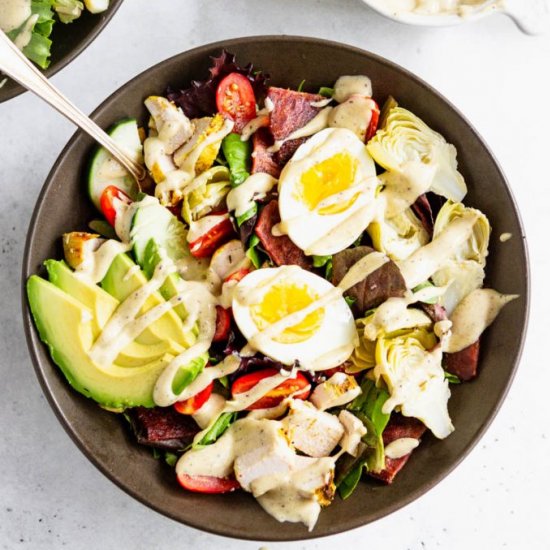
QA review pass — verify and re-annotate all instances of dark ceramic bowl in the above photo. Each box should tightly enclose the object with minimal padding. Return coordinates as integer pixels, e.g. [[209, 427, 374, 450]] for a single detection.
[[0, 0, 122, 103], [22, 36, 529, 541]]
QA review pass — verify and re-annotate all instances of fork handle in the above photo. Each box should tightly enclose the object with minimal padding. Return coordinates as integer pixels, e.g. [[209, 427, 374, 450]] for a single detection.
[[0, 30, 146, 183]]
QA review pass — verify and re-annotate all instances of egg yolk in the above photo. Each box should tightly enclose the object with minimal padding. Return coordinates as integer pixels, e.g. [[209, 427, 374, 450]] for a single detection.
[[297, 152, 359, 215], [251, 283, 325, 344]]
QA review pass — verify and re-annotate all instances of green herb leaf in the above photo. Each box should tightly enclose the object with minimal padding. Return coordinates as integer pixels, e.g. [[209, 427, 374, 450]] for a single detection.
[[236, 203, 258, 227], [344, 296, 357, 308], [171, 354, 207, 395], [222, 133, 251, 187], [297, 79, 306, 92], [88, 219, 117, 240], [195, 412, 238, 447], [412, 281, 438, 304], [165, 452, 178, 467], [313, 255, 332, 268], [348, 378, 391, 473], [318, 86, 334, 98], [444, 371, 462, 384], [338, 464, 363, 499]]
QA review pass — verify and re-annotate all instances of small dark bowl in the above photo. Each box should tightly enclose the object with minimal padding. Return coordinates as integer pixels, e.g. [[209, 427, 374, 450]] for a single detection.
[[0, 0, 123, 103], [22, 36, 529, 541]]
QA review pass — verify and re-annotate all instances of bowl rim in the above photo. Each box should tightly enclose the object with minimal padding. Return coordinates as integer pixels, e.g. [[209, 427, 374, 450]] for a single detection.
[[0, 0, 124, 104], [21, 35, 531, 541]]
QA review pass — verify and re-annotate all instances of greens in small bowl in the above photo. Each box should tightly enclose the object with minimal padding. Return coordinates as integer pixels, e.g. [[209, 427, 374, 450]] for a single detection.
[[0, 0, 121, 102]]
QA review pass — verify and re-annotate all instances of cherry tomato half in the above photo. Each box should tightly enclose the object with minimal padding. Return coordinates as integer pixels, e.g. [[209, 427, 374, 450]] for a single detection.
[[173, 382, 213, 415], [99, 185, 132, 226], [216, 73, 257, 133], [231, 368, 310, 410], [224, 268, 251, 284], [188, 216, 235, 258], [365, 99, 380, 142], [212, 306, 232, 343], [177, 473, 240, 494]]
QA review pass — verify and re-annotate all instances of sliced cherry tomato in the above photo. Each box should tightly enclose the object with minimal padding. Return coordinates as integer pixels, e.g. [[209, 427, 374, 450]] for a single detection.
[[213, 306, 232, 343], [173, 382, 213, 415], [216, 73, 256, 133], [224, 268, 251, 284], [231, 368, 310, 410], [99, 185, 132, 226], [177, 473, 240, 494], [189, 216, 235, 258], [365, 99, 380, 142]]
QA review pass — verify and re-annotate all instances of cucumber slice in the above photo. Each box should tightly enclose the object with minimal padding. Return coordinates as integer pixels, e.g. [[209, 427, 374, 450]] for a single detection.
[[87, 118, 143, 210], [130, 198, 188, 267]]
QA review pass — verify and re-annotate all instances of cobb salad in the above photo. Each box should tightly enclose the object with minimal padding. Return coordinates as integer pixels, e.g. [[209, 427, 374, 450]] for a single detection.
[[0, 0, 110, 69], [27, 51, 517, 530]]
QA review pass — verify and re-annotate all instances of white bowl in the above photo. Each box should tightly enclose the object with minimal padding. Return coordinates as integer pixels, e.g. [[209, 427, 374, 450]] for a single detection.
[[362, 0, 550, 34]]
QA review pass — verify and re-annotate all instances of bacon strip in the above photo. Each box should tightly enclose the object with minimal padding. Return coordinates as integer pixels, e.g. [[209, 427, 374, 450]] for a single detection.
[[369, 415, 427, 484], [251, 128, 280, 178], [445, 340, 480, 381], [255, 200, 312, 269], [267, 87, 323, 166], [127, 407, 199, 451]]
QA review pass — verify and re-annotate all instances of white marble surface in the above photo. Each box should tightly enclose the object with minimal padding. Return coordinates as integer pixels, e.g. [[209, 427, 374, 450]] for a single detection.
[[1, 1, 549, 548]]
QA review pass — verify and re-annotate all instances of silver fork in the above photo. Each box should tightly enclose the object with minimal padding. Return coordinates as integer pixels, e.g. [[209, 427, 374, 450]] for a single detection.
[[0, 29, 147, 184]]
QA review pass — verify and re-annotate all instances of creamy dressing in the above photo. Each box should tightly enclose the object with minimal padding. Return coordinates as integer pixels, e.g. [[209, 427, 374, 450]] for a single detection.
[[74, 240, 131, 284], [177, 418, 337, 530], [444, 288, 518, 353], [363, 296, 432, 340], [88, 261, 177, 365], [240, 98, 274, 142], [384, 437, 419, 459], [328, 96, 376, 141], [226, 173, 278, 217], [398, 212, 480, 288], [0, 0, 31, 33], [268, 108, 333, 153], [333, 75, 373, 103], [153, 279, 218, 406], [380, 162, 437, 218], [13, 11, 36, 49]]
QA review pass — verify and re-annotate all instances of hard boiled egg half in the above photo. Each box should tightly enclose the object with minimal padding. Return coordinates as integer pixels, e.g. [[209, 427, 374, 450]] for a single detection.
[[278, 128, 377, 256], [232, 266, 356, 369]]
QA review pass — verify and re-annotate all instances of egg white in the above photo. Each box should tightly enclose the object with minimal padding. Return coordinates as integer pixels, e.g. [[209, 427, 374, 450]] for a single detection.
[[232, 267, 356, 369], [278, 128, 377, 256]]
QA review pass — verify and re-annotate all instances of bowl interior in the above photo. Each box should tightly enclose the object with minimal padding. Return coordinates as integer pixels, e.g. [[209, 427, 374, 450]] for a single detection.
[[0, 0, 123, 103], [22, 36, 529, 541]]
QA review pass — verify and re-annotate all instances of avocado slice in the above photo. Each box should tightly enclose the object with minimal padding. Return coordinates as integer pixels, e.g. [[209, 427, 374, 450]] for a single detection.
[[45, 258, 187, 367], [27, 276, 173, 408], [100, 253, 195, 348], [45, 259, 118, 338]]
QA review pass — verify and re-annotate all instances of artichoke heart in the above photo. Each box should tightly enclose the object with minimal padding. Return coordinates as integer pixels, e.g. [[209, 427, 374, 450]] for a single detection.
[[182, 166, 231, 224], [348, 318, 377, 373], [368, 208, 429, 261], [374, 328, 454, 439], [432, 200, 491, 313], [433, 200, 490, 264], [367, 106, 467, 203]]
